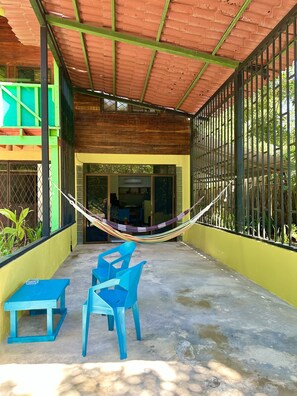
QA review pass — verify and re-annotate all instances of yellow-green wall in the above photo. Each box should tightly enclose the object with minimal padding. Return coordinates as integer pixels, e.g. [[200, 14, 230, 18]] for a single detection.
[[75, 153, 190, 212], [185, 224, 297, 307], [0, 224, 77, 342]]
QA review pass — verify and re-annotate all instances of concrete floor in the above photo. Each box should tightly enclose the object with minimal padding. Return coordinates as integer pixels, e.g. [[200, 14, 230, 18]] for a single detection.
[[1, 242, 297, 396]]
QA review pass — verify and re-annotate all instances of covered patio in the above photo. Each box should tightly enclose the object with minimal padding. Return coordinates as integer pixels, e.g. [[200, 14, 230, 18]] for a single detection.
[[1, 242, 297, 395]]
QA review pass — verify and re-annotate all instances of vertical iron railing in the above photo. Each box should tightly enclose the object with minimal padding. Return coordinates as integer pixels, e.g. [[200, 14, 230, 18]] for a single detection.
[[191, 77, 235, 229], [191, 8, 297, 250]]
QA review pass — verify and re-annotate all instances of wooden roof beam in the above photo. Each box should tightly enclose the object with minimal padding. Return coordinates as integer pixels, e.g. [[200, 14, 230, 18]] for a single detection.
[[140, 0, 171, 102], [72, 0, 94, 90], [46, 15, 239, 69]]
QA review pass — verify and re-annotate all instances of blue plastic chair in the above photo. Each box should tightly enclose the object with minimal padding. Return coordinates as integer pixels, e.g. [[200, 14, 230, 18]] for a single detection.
[[82, 260, 147, 360], [92, 241, 137, 286]]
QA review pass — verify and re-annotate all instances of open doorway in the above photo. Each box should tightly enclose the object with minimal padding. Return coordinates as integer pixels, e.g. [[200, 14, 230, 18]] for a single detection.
[[117, 176, 151, 227], [85, 175, 108, 242], [84, 170, 175, 243]]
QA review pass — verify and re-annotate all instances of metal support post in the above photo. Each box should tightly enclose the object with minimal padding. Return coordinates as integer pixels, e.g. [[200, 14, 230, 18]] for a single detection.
[[234, 70, 244, 233], [41, 25, 50, 237]]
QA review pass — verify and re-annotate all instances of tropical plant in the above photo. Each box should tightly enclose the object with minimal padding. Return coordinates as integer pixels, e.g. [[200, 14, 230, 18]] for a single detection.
[[26, 222, 42, 243], [0, 208, 42, 257], [0, 231, 15, 256]]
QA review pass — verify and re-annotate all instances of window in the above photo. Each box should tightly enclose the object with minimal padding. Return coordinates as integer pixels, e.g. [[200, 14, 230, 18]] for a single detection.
[[17, 67, 52, 84], [103, 99, 128, 112], [130, 105, 157, 113], [0, 65, 6, 81], [85, 164, 176, 175], [117, 102, 128, 112], [103, 99, 116, 111], [0, 161, 43, 228], [102, 99, 159, 113]]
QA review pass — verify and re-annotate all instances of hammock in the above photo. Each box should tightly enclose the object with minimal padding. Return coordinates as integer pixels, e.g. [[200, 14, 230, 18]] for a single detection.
[[54, 181, 232, 243], [68, 193, 205, 234]]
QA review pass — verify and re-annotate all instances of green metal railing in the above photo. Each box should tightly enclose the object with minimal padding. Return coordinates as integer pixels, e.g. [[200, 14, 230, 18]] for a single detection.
[[192, 8, 297, 250], [0, 80, 60, 233], [0, 83, 56, 127]]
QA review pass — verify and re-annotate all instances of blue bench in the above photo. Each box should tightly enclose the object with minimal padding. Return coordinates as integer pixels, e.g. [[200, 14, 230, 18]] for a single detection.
[[4, 278, 70, 343]]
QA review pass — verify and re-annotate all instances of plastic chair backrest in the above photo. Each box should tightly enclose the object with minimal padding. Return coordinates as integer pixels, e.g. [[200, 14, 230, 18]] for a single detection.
[[97, 241, 136, 269], [118, 241, 137, 256], [116, 260, 147, 309]]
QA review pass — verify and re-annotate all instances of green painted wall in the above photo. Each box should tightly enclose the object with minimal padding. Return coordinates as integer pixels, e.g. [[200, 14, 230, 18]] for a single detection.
[[0, 224, 77, 342], [184, 224, 297, 307]]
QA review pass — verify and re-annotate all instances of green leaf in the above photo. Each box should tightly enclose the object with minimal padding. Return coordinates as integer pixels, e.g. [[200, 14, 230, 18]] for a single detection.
[[19, 208, 30, 223], [0, 209, 16, 223], [2, 227, 17, 235], [17, 228, 25, 241]]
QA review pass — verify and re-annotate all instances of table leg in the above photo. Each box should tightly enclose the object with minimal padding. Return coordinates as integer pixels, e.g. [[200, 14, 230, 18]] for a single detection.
[[60, 290, 66, 310], [47, 308, 54, 336], [10, 310, 18, 338]]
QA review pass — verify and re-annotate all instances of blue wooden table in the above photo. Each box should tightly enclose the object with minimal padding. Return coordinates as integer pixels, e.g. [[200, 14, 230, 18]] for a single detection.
[[4, 278, 70, 343]]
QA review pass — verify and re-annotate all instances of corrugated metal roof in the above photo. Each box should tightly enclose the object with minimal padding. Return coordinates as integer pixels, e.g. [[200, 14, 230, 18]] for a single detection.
[[0, 0, 40, 45], [1, 0, 297, 114]]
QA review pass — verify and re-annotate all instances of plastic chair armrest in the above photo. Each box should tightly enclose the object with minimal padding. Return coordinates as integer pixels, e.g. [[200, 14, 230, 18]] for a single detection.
[[108, 252, 131, 266], [92, 278, 121, 292]]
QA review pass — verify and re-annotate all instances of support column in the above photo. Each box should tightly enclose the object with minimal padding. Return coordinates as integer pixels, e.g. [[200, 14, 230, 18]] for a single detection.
[[50, 137, 60, 231], [234, 70, 244, 233], [41, 25, 50, 237], [50, 60, 61, 232]]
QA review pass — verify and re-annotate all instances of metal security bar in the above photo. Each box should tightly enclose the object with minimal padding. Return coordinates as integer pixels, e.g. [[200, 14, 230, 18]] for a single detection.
[[192, 8, 297, 250], [240, 15, 297, 247], [0, 161, 54, 230], [191, 77, 235, 230], [0, 161, 42, 228]]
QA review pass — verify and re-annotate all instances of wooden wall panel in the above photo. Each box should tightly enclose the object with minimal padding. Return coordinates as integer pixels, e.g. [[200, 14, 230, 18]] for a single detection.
[[74, 94, 191, 155]]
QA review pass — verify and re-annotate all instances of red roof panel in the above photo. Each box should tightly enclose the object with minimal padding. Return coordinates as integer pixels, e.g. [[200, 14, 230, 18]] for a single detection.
[[145, 52, 204, 109], [1, 0, 296, 114], [116, 0, 165, 39], [85, 35, 113, 93], [116, 42, 153, 99], [180, 65, 233, 113]]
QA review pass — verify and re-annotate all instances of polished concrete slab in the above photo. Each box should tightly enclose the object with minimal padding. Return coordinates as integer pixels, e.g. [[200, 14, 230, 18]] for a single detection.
[[1, 242, 297, 395]]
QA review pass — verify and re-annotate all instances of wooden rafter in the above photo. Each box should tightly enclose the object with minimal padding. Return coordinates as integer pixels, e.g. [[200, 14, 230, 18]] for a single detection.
[[72, 0, 94, 90], [140, 0, 171, 102]]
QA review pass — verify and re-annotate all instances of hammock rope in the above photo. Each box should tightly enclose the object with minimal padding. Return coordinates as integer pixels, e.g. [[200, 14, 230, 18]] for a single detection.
[[67, 193, 205, 234], [53, 181, 232, 243]]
